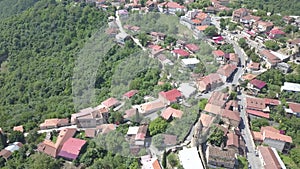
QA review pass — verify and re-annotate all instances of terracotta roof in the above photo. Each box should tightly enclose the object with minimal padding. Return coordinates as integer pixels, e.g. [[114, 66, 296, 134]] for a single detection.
[[264, 98, 280, 106], [288, 102, 300, 112], [185, 43, 199, 52], [172, 49, 190, 57], [227, 133, 239, 147], [58, 138, 87, 160], [207, 146, 236, 162], [217, 64, 237, 78], [242, 74, 257, 81], [246, 109, 269, 118], [252, 131, 263, 141], [196, 12, 208, 20], [101, 97, 120, 108], [140, 100, 165, 113], [198, 73, 223, 89], [250, 79, 267, 89], [261, 126, 280, 134], [246, 97, 265, 111], [37, 140, 57, 157], [196, 25, 209, 31], [259, 50, 280, 64], [241, 15, 261, 22], [248, 62, 260, 69], [123, 90, 138, 98], [55, 128, 77, 148], [159, 1, 185, 9], [213, 50, 225, 57], [204, 103, 222, 115], [85, 129, 96, 138], [257, 21, 274, 27], [225, 100, 238, 110], [152, 159, 162, 169], [229, 53, 239, 62], [159, 89, 182, 103], [161, 107, 183, 120], [257, 146, 281, 169], [199, 113, 214, 128], [221, 109, 241, 122], [0, 149, 12, 159], [208, 91, 228, 106], [124, 108, 137, 119], [135, 125, 148, 140], [13, 125, 24, 133], [97, 124, 116, 134], [263, 130, 292, 143], [40, 118, 69, 129]]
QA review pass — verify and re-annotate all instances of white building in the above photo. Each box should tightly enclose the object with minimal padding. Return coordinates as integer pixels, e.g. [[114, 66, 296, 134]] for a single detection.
[[181, 58, 200, 68], [178, 147, 204, 169], [281, 82, 300, 92]]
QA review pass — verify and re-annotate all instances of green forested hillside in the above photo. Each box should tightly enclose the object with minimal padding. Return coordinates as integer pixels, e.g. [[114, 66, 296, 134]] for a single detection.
[[0, 0, 109, 131], [0, 0, 39, 18], [236, 0, 300, 15]]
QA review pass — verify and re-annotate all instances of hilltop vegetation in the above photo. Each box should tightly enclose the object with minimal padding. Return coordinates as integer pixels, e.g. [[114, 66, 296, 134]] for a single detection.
[[0, 0, 39, 18], [0, 0, 109, 131]]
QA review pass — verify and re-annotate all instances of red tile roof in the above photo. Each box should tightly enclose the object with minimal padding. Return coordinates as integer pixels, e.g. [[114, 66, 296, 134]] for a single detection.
[[252, 131, 263, 141], [159, 89, 182, 102], [246, 97, 266, 111], [185, 43, 200, 52], [288, 102, 300, 112], [196, 25, 209, 31], [40, 118, 69, 129], [270, 29, 285, 35], [263, 130, 292, 143], [221, 109, 241, 122], [123, 90, 138, 98], [199, 113, 214, 128], [172, 49, 190, 57], [264, 98, 280, 106], [159, 1, 185, 9], [246, 109, 269, 118], [227, 133, 239, 147], [261, 126, 280, 134], [217, 64, 237, 78], [257, 146, 281, 169], [208, 91, 228, 106], [213, 50, 225, 57], [250, 79, 267, 89], [101, 97, 120, 108], [152, 159, 162, 169], [248, 62, 260, 69], [85, 129, 96, 138], [259, 50, 281, 64], [58, 138, 87, 160], [160, 107, 183, 120]]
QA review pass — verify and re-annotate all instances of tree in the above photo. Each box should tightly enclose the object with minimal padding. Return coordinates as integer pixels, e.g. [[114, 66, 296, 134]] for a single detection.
[[149, 117, 168, 136], [208, 126, 224, 147], [204, 26, 218, 37], [290, 147, 300, 166], [137, 33, 150, 46], [198, 99, 208, 110], [8, 131, 25, 143], [171, 103, 181, 109], [167, 153, 178, 167], [26, 153, 62, 169], [0, 132, 7, 150], [229, 91, 237, 100], [108, 111, 123, 124], [264, 40, 280, 51], [284, 25, 298, 34]]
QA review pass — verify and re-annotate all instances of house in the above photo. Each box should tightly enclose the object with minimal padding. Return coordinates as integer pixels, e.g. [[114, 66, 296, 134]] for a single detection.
[[85, 129, 96, 138], [221, 109, 241, 127], [145, 0, 157, 12], [139, 100, 165, 115], [226, 133, 240, 152], [232, 8, 249, 22], [160, 107, 183, 120], [162, 134, 177, 146], [246, 97, 270, 119], [71, 107, 109, 128], [124, 108, 138, 120], [204, 91, 228, 114], [199, 113, 214, 129], [252, 131, 264, 144], [247, 62, 260, 71], [178, 147, 205, 169], [255, 21, 274, 33], [285, 102, 300, 117], [180, 10, 211, 29], [217, 64, 237, 82], [101, 97, 121, 109], [259, 50, 281, 68], [96, 124, 116, 135], [123, 90, 138, 99], [253, 126, 292, 153], [127, 125, 148, 146], [241, 74, 257, 81], [225, 100, 239, 111], [0, 142, 23, 160], [269, 29, 285, 39], [287, 38, 300, 58], [13, 125, 24, 133], [40, 118, 69, 130], [157, 54, 173, 66], [240, 15, 261, 26], [206, 145, 237, 169], [276, 62, 290, 74], [181, 58, 200, 69], [58, 138, 87, 160], [248, 79, 267, 91], [117, 9, 129, 18], [141, 155, 162, 169], [257, 146, 286, 169], [116, 32, 130, 45], [158, 2, 186, 14], [172, 49, 190, 58], [185, 43, 200, 53], [37, 128, 77, 158], [228, 53, 239, 66], [177, 83, 197, 98], [196, 73, 224, 93], [212, 50, 225, 61], [150, 32, 166, 42], [158, 89, 182, 105], [194, 25, 209, 39], [283, 16, 294, 24], [106, 28, 119, 37], [281, 82, 300, 92]]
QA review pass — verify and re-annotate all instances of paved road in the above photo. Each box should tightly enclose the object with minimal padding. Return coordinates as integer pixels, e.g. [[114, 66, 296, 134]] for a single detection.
[[238, 93, 263, 169]]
